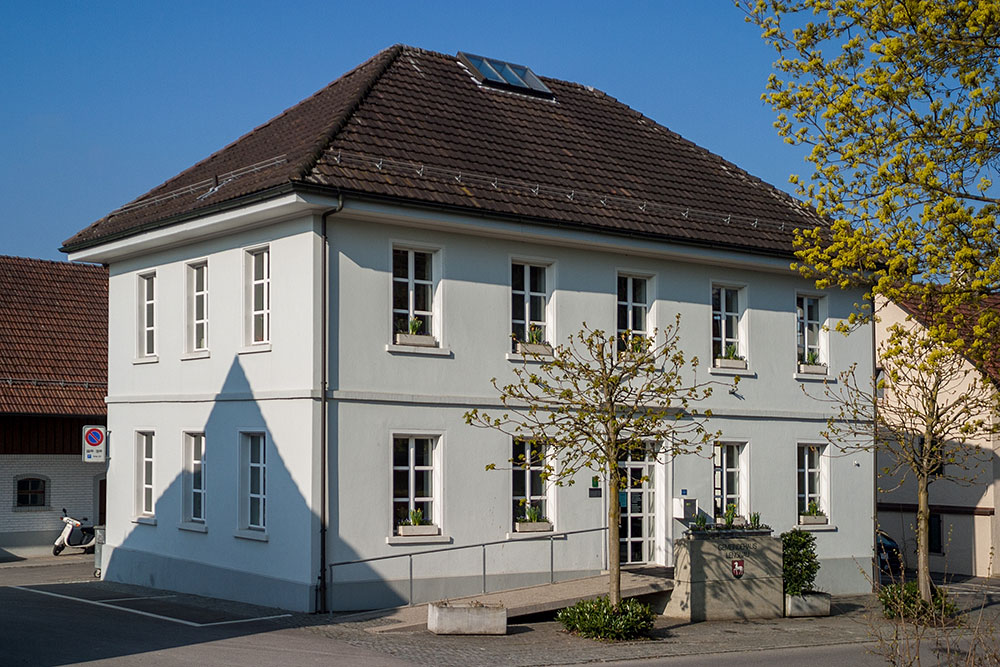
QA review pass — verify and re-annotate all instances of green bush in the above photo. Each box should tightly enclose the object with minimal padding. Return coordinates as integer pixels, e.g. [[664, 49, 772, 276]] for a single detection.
[[556, 596, 654, 640], [781, 529, 820, 596], [877, 581, 959, 623]]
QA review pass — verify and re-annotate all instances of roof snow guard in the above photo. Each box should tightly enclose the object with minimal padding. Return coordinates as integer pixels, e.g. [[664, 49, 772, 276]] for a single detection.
[[457, 52, 553, 98]]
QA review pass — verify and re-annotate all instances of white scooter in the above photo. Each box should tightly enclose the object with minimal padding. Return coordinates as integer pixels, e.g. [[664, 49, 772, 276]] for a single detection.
[[53, 508, 96, 555]]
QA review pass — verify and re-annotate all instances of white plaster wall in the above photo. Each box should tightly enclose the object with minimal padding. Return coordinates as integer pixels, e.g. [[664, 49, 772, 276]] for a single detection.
[[0, 455, 105, 541]]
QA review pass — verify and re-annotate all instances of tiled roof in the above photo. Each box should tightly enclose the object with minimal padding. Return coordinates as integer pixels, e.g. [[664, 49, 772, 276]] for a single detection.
[[0, 256, 107, 416], [64, 44, 823, 256]]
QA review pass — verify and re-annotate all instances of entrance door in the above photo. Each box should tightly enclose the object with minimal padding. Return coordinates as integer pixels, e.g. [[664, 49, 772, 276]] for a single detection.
[[618, 449, 654, 564], [98, 478, 107, 525]]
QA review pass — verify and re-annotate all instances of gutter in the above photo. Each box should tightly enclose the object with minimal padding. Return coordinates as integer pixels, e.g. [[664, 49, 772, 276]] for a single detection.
[[317, 196, 343, 613]]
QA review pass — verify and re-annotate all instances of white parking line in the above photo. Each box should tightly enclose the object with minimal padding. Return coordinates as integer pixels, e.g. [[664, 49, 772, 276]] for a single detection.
[[13, 586, 291, 627], [96, 594, 177, 602]]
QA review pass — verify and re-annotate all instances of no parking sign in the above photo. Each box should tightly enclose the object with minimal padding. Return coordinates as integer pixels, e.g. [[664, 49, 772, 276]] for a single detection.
[[82, 425, 107, 463]]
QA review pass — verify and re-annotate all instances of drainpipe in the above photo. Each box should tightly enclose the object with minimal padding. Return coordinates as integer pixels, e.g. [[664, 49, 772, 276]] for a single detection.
[[318, 195, 343, 613], [871, 298, 879, 590]]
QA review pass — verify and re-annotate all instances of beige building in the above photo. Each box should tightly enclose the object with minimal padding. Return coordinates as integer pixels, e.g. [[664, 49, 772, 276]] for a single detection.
[[876, 298, 1000, 578]]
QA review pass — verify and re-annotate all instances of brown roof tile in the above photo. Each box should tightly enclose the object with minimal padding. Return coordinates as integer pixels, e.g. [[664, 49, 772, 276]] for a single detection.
[[0, 256, 107, 416], [64, 45, 822, 256]]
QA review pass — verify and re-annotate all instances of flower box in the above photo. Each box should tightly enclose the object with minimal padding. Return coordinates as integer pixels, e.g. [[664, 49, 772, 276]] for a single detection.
[[714, 358, 747, 370], [394, 333, 437, 347], [785, 591, 831, 617], [397, 524, 440, 537], [797, 363, 827, 375], [514, 521, 553, 533], [798, 514, 828, 525], [428, 601, 507, 635], [516, 342, 552, 356]]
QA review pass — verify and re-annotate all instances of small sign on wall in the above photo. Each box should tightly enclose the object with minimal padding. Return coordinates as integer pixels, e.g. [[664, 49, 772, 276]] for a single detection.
[[82, 425, 107, 463]]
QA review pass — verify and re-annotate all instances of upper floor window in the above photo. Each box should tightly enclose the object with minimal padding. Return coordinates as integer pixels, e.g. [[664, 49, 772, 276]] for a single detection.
[[512, 263, 547, 350], [617, 275, 648, 350], [711, 285, 742, 362], [247, 248, 270, 345], [139, 273, 156, 357], [15, 476, 47, 507], [796, 295, 823, 366], [188, 262, 208, 352], [392, 248, 434, 341]]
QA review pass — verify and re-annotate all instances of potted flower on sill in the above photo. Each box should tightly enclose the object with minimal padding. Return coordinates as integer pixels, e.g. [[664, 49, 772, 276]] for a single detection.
[[397, 508, 439, 536], [782, 529, 831, 617], [516, 325, 552, 356], [798, 500, 828, 525], [395, 317, 436, 347], [797, 351, 827, 375], [714, 344, 747, 370], [514, 504, 553, 533]]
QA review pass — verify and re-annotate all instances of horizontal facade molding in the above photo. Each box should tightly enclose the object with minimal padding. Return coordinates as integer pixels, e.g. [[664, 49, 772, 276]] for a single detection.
[[878, 502, 995, 517], [107, 389, 322, 404]]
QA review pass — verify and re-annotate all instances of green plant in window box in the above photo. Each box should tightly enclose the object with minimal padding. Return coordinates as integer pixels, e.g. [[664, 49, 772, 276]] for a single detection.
[[408, 317, 423, 335], [723, 503, 738, 529], [805, 350, 822, 366], [723, 344, 744, 361], [396, 507, 440, 537], [527, 324, 544, 345], [798, 500, 828, 525], [514, 502, 552, 532]]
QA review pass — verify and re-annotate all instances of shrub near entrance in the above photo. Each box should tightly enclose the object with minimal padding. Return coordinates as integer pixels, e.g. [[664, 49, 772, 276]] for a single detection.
[[781, 529, 820, 596], [556, 596, 654, 640]]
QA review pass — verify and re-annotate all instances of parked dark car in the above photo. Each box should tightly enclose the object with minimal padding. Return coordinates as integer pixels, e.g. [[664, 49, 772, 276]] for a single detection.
[[877, 530, 905, 576]]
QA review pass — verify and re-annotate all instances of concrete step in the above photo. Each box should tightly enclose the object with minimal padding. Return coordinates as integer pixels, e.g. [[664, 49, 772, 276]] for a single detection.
[[334, 566, 673, 633]]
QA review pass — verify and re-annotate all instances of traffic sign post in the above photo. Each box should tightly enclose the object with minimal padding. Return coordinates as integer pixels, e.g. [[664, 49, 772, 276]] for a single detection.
[[82, 425, 107, 463]]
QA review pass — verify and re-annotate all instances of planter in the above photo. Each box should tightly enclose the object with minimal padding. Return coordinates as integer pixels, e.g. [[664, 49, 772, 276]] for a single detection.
[[514, 521, 553, 533], [427, 601, 507, 635], [785, 591, 831, 617], [714, 358, 747, 370], [516, 342, 552, 356], [395, 333, 437, 347], [797, 363, 827, 375], [397, 524, 440, 537], [798, 515, 828, 526]]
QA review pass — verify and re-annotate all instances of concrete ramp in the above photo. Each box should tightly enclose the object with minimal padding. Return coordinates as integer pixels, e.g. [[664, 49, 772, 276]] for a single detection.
[[336, 566, 673, 633]]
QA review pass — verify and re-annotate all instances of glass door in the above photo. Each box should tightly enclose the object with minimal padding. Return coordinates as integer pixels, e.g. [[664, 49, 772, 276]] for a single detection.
[[618, 448, 654, 564]]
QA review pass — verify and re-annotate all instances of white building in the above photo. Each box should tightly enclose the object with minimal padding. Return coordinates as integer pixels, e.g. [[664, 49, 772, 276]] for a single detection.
[[64, 46, 874, 611]]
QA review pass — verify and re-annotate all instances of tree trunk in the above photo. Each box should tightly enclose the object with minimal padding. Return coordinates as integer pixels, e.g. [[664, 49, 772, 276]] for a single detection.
[[916, 473, 932, 604], [608, 471, 621, 605]]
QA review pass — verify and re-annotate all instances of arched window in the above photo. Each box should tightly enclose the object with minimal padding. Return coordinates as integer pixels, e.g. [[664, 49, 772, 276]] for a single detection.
[[15, 476, 48, 507]]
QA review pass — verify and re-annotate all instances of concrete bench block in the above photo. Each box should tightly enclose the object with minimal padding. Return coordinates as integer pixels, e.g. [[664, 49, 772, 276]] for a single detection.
[[427, 601, 507, 635], [785, 592, 831, 617]]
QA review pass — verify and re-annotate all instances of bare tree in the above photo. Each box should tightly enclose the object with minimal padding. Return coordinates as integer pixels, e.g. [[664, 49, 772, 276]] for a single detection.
[[464, 315, 731, 604], [809, 321, 999, 604]]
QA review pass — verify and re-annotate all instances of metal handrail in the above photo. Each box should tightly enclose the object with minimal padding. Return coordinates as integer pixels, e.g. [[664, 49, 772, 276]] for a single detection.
[[329, 526, 609, 606]]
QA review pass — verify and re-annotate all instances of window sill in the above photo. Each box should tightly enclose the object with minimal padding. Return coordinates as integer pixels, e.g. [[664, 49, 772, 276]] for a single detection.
[[11, 505, 52, 512], [177, 521, 207, 533], [234, 528, 268, 542], [238, 343, 271, 355], [131, 516, 157, 526], [385, 344, 453, 357], [797, 523, 838, 532], [794, 372, 834, 383], [386, 534, 453, 545], [181, 350, 210, 361], [133, 356, 159, 365], [505, 353, 552, 363], [708, 366, 756, 378]]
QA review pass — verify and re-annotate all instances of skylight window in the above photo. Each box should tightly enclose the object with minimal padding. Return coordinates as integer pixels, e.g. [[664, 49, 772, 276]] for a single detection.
[[458, 52, 553, 98]]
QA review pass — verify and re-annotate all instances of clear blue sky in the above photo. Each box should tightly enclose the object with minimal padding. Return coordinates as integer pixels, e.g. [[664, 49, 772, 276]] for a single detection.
[[0, 1, 808, 261]]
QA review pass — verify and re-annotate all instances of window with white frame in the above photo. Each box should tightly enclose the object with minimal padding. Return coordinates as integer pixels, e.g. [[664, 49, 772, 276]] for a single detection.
[[617, 275, 648, 350], [184, 433, 206, 523], [796, 295, 822, 365], [797, 444, 825, 516], [139, 273, 156, 357], [136, 432, 154, 516], [713, 443, 743, 518], [392, 248, 434, 338], [512, 439, 548, 524], [242, 433, 266, 530], [392, 436, 435, 530], [247, 248, 270, 344], [711, 285, 741, 360], [188, 262, 208, 352], [512, 262, 547, 349]]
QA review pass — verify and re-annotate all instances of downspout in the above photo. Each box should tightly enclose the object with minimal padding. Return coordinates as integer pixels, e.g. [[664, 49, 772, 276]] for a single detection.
[[318, 195, 343, 613], [871, 299, 879, 590]]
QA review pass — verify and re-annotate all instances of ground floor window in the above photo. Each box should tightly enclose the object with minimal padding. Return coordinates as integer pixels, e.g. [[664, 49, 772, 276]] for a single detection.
[[797, 444, 824, 515], [15, 477, 46, 507], [929, 513, 943, 554], [618, 446, 654, 564], [136, 432, 154, 516], [713, 443, 743, 518], [242, 433, 266, 530], [512, 439, 548, 525], [392, 436, 435, 530], [184, 433, 206, 523]]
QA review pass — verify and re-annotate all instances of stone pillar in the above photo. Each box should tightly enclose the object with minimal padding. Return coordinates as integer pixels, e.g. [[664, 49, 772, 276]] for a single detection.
[[663, 533, 783, 622]]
